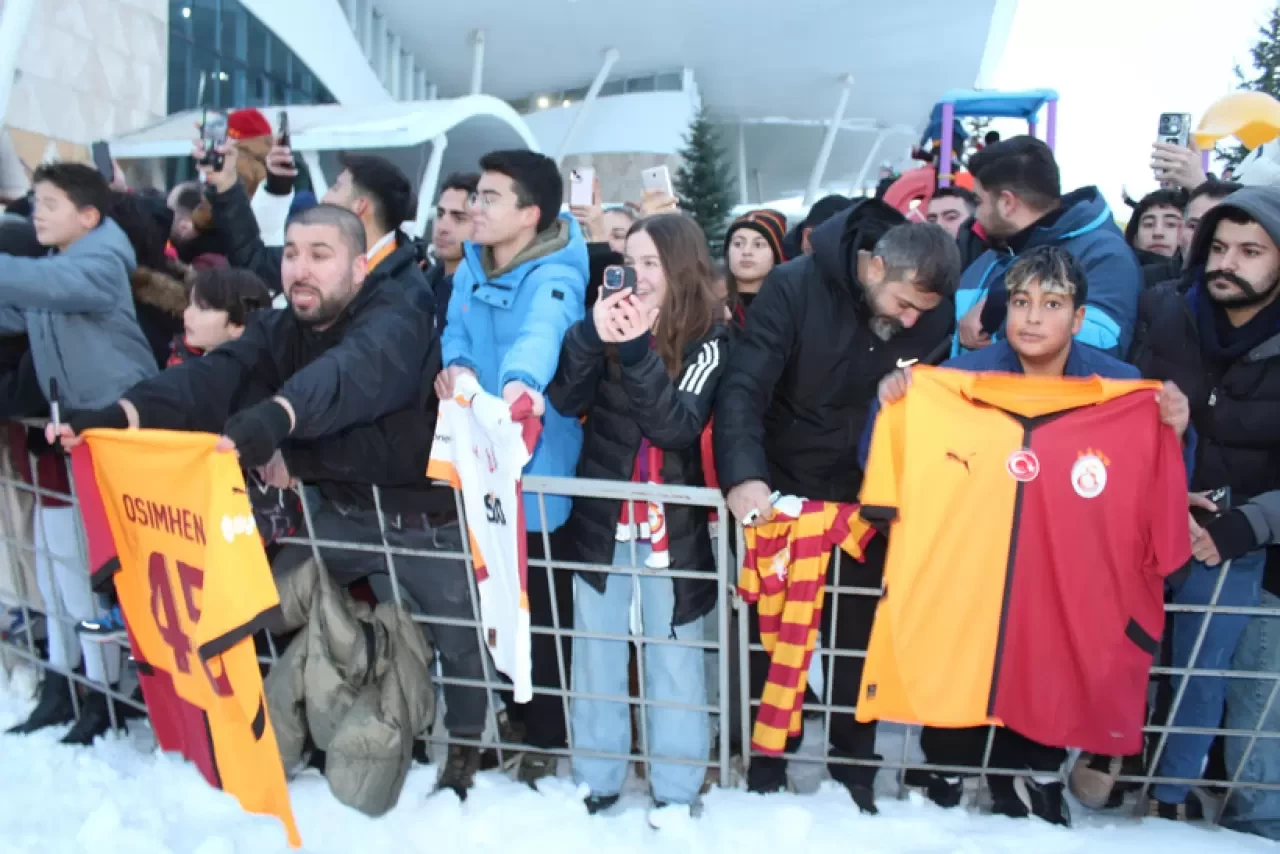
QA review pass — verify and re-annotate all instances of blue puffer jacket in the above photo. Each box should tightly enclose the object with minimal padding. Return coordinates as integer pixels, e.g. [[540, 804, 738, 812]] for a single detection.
[[952, 187, 1141, 358], [441, 213, 589, 532]]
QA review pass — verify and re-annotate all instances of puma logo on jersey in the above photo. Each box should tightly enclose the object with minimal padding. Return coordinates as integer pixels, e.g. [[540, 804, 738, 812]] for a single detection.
[[945, 451, 973, 473]]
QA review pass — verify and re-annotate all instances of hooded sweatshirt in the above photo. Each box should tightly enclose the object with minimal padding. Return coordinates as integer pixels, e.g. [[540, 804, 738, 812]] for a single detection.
[[1138, 185, 1280, 501], [952, 186, 1141, 358], [0, 218, 158, 408], [441, 213, 590, 532]]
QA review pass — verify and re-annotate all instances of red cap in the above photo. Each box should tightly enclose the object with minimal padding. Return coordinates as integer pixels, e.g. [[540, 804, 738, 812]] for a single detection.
[[227, 108, 272, 141]]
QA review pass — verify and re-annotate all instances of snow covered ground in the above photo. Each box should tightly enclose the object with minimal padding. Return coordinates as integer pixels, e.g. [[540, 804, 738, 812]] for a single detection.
[[0, 665, 1274, 854]]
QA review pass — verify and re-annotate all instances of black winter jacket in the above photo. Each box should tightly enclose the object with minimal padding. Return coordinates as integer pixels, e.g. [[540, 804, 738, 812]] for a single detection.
[[123, 274, 442, 514], [547, 319, 729, 627], [714, 199, 955, 503], [1130, 187, 1280, 501]]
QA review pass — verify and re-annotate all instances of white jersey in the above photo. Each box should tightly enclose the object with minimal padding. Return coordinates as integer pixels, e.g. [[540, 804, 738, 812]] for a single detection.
[[427, 375, 542, 703]]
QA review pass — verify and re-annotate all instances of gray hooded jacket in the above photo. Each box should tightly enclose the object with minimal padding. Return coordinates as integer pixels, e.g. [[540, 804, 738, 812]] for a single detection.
[[0, 218, 158, 408]]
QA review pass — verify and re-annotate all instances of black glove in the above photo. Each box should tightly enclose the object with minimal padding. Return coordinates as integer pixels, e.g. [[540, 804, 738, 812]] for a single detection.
[[1205, 509, 1259, 565], [222, 400, 292, 469], [68, 404, 130, 435]]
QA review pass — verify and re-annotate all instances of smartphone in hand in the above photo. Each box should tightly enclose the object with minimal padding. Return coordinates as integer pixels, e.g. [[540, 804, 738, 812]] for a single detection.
[[569, 167, 595, 207], [199, 109, 228, 170], [641, 165, 674, 198], [602, 265, 637, 296], [1192, 486, 1232, 526], [91, 141, 114, 181]]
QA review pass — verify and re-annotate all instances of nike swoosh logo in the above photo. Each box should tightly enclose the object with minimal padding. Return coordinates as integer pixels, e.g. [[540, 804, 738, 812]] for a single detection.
[[896, 358, 918, 369]]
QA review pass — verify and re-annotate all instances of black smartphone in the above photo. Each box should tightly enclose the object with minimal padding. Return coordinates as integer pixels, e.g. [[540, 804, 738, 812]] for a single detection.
[[277, 110, 290, 148], [1192, 486, 1232, 526], [90, 141, 113, 181], [602, 265, 637, 295]]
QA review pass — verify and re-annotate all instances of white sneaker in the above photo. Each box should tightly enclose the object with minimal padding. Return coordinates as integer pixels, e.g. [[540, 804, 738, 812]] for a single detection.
[[647, 800, 701, 830]]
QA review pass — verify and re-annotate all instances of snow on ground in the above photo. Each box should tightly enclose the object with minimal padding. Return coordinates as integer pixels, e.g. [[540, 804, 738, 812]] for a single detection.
[[0, 666, 1274, 854]]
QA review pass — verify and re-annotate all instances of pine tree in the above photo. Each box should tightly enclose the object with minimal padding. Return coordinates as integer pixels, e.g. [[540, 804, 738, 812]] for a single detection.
[[674, 107, 735, 244], [1220, 3, 1280, 166]]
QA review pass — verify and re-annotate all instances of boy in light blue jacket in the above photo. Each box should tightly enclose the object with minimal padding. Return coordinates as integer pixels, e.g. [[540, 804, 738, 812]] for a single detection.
[[436, 149, 588, 778], [438, 150, 588, 535]]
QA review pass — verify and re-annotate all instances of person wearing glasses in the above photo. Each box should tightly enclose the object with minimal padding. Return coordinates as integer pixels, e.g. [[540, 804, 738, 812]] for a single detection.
[[435, 149, 590, 789]]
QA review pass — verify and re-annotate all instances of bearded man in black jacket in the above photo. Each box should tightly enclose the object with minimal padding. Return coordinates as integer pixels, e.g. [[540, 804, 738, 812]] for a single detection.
[[714, 201, 960, 813], [52, 204, 492, 800]]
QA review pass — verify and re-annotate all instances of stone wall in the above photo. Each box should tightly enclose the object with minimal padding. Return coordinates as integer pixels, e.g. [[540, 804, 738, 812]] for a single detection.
[[1, 0, 168, 193]]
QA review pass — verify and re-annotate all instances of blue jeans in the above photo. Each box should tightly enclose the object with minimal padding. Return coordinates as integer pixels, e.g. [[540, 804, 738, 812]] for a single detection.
[[1154, 550, 1265, 804], [570, 542, 709, 805], [1224, 590, 1280, 839]]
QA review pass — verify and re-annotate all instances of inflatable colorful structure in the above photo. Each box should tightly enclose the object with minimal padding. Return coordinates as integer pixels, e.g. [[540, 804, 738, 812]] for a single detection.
[[1192, 91, 1280, 187], [884, 88, 1059, 219]]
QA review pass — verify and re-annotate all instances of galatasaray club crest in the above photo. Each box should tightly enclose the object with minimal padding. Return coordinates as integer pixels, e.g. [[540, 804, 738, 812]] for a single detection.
[[1071, 449, 1111, 499], [1005, 449, 1040, 482]]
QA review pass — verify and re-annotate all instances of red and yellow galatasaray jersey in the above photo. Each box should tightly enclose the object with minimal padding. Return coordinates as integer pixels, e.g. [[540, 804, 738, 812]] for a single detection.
[[857, 367, 1190, 756], [71, 431, 301, 848]]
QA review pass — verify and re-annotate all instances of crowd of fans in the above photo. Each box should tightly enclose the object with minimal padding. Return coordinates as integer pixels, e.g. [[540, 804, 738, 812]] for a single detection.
[[0, 104, 1278, 841]]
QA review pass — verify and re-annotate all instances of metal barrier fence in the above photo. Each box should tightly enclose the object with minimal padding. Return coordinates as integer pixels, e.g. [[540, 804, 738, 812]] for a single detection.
[[0, 429, 1277, 833]]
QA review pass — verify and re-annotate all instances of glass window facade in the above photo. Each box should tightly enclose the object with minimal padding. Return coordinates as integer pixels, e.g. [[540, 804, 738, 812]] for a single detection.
[[168, 0, 336, 114], [508, 70, 686, 114], [167, 1, 328, 189]]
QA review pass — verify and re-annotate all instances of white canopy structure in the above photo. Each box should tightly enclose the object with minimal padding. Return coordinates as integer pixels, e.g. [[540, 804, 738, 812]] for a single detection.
[[108, 95, 539, 237]]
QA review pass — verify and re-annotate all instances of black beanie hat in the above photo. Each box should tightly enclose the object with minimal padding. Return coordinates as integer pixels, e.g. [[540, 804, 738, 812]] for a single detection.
[[725, 209, 788, 265]]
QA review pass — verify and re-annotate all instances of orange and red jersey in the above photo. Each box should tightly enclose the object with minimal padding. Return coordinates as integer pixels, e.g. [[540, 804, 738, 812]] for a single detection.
[[857, 367, 1190, 756], [72, 430, 300, 848]]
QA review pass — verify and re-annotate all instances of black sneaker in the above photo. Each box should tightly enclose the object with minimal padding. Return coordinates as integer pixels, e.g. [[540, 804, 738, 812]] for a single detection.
[[60, 692, 118, 746], [6, 672, 75, 734], [435, 744, 481, 800], [904, 769, 964, 809], [991, 776, 1071, 827], [842, 783, 878, 815], [584, 793, 620, 815], [1148, 793, 1205, 822], [746, 755, 789, 794], [829, 752, 880, 814]]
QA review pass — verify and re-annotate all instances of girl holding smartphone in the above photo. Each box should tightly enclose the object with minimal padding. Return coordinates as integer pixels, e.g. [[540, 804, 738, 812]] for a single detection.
[[547, 213, 729, 819]]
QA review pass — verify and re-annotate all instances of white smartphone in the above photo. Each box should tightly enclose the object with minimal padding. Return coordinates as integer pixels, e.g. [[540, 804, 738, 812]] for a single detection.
[[569, 167, 595, 207], [1157, 112, 1192, 148], [642, 165, 674, 197]]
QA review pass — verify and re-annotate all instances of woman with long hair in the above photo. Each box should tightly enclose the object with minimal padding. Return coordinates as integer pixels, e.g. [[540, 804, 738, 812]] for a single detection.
[[547, 213, 729, 820]]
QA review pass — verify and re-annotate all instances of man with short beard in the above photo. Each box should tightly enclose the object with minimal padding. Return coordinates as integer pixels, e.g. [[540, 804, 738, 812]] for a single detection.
[[1132, 185, 1280, 823], [714, 202, 959, 813]]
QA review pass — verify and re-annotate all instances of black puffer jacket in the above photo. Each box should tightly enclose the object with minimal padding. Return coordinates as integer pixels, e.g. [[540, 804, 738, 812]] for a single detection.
[[547, 319, 729, 627], [1131, 186, 1280, 500], [714, 199, 955, 503]]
